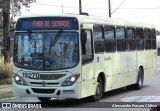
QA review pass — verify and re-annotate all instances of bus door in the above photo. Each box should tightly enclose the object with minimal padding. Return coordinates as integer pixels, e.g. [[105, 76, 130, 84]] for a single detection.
[[81, 24, 95, 98]]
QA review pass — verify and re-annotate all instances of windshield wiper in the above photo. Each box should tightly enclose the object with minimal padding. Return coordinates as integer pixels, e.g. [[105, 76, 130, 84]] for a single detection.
[[28, 30, 36, 48], [49, 30, 63, 55], [28, 30, 38, 53]]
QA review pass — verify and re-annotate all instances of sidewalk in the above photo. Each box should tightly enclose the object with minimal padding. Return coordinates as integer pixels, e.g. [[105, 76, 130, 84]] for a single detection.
[[0, 87, 12, 93]]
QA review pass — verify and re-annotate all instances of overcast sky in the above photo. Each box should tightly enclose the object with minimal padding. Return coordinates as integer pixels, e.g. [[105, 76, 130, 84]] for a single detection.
[[20, 0, 160, 29]]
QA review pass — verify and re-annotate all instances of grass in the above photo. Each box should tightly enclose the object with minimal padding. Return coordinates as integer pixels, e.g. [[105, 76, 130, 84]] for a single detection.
[[0, 84, 12, 89], [0, 56, 12, 80], [0, 84, 12, 100], [0, 56, 13, 100], [0, 91, 12, 100]]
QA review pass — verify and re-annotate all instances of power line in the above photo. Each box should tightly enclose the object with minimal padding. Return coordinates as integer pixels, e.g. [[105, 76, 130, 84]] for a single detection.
[[34, 2, 108, 10], [83, 1, 107, 5], [35, 2, 77, 9], [111, 0, 114, 7], [35, 1, 160, 11], [34, 2, 108, 9], [34, 2, 160, 10], [112, 7, 160, 10], [111, 0, 126, 14]]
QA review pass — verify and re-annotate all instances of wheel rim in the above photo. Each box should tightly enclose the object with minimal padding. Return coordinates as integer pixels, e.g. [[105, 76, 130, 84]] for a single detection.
[[139, 75, 143, 87]]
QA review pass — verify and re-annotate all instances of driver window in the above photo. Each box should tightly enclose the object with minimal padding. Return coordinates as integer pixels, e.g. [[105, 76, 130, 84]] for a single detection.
[[81, 30, 93, 64]]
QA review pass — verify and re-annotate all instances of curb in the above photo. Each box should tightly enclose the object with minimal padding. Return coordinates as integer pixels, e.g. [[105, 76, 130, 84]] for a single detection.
[[0, 96, 18, 101]]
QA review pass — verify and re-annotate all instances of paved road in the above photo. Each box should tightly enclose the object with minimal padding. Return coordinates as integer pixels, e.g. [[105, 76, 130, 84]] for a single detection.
[[1, 57, 160, 111]]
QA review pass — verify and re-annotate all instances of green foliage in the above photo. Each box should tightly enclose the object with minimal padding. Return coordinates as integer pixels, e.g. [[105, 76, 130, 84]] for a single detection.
[[0, 78, 11, 84], [0, 84, 12, 89], [0, 64, 10, 79], [0, 91, 12, 99], [0, 56, 12, 81], [11, 0, 36, 17], [0, 0, 36, 17], [0, 0, 36, 63]]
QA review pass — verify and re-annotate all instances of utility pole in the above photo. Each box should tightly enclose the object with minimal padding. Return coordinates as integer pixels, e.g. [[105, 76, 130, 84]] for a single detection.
[[79, 0, 82, 14], [62, 4, 63, 14], [108, 0, 111, 17]]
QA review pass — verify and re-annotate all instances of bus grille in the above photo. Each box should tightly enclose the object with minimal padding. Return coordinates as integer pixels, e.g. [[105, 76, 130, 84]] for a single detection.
[[30, 82, 59, 86], [32, 88, 55, 94], [38, 74, 66, 80]]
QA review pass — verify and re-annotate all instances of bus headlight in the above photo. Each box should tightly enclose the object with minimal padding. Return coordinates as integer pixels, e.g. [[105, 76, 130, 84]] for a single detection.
[[13, 73, 28, 85], [61, 74, 80, 86]]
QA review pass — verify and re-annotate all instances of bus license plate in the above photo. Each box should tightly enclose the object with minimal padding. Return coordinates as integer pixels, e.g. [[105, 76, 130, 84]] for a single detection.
[[22, 72, 40, 79]]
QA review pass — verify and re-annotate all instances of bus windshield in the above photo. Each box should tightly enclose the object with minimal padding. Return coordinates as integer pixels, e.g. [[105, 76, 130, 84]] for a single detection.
[[13, 31, 79, 70]]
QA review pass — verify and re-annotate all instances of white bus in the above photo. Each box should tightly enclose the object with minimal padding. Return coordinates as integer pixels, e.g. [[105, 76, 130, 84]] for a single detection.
[[12, 14, 157, 102]]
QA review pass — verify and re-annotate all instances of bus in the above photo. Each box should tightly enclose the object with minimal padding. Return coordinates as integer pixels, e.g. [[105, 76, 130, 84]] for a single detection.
[[157, 35, 160, 55], [12, 14, 157, 102]]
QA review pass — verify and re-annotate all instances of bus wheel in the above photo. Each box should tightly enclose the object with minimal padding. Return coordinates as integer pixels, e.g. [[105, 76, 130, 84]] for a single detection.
[[126, 68, 143, 90], [37, 97, 51, 102], [134, 68, 143, 90], [90, 76, 103, 102]]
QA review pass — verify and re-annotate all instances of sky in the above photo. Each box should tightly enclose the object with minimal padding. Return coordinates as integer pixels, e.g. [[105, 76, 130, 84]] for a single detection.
[[20, 0, 160, 29]]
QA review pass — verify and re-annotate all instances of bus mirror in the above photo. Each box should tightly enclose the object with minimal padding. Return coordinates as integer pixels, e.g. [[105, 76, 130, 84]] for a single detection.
[[6, 37, 10, 51], [81, 30, 87, 43]]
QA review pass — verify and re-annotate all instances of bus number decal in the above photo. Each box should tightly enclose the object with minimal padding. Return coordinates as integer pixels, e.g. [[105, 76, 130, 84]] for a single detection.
[[104, 57, 111, 61], [22, 72, 40, 79], [96, 57, 99, 63]]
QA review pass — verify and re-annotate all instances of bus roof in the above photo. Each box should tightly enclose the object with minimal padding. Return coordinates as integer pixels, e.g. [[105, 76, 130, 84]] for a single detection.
[[17, 14, 155, 29]]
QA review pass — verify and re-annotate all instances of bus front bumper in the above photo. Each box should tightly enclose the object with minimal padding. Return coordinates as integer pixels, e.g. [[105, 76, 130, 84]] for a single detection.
[[12, 82, 81, 99]]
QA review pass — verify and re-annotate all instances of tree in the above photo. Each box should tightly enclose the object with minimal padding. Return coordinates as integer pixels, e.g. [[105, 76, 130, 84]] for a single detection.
[[156, 29, 160, 35], [0, 0, 36, 63]]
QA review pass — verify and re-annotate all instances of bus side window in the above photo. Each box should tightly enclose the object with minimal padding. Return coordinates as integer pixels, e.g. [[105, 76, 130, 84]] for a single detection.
[[136, 28, 144, 50], [116, 26, 126, 52], [126, 28, 136, 51], [81, 30, 93, 64], [104, 25, 116, 52], [93, 25, 104, 53], [144, 29, 152, 50], [152, 29, 156, 49]]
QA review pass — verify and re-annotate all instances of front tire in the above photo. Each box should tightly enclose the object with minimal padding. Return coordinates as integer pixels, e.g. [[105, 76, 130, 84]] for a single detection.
[[90, 76, 103, 102], [37, 97, 51, 102], [134, 68, 143, 90]]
